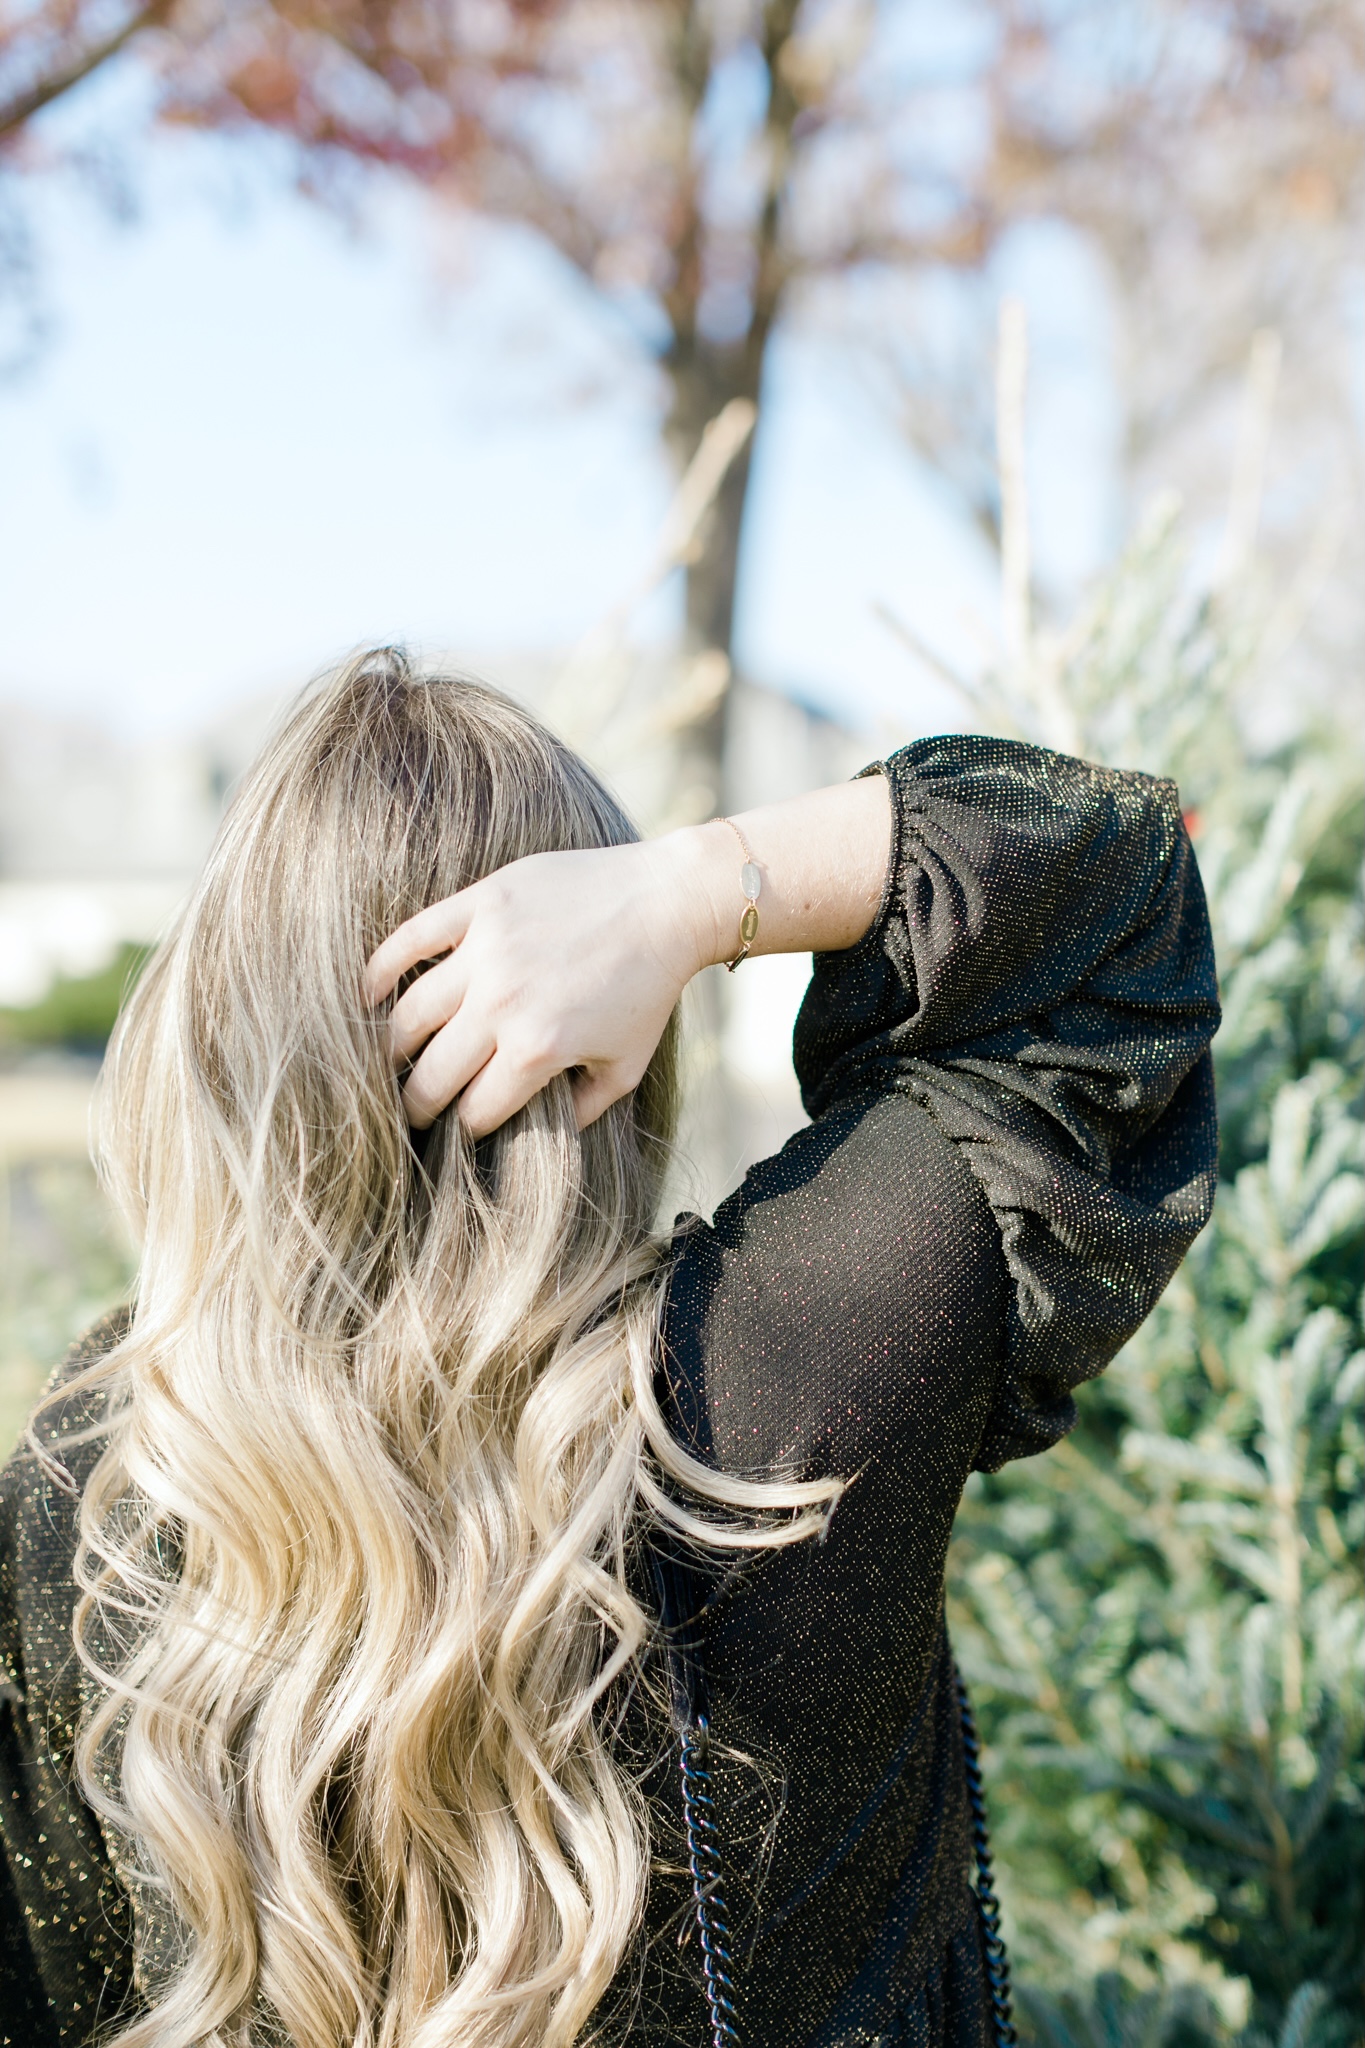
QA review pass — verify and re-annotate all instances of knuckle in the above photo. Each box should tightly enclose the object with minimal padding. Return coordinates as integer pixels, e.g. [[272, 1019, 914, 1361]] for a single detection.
[[392, 987, 438, 1051], [402, 1086, 437, 1130], [515, 1020, 562, 1073], [481, 875, 516, 923]]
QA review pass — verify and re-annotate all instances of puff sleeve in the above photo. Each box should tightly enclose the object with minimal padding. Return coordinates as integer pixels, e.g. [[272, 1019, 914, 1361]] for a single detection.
[[792, 734, 1220, 1470]]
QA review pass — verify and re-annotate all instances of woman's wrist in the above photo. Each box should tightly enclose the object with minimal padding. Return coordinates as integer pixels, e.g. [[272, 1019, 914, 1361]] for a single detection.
[[645, 822, 735, 979], [652, 774, 892, 977]]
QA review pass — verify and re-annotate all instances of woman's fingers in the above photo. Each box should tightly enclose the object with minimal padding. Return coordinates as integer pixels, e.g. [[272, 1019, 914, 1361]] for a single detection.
[[406, 1037, 637, 1138], [570, 1064, 634, 1131], [401, 1011, 498, 1129], [388, 951, 470, 1065], [364, 892, 475, 1005], [454, 1050, 551, 1140], [366, 839, 692, 1136]]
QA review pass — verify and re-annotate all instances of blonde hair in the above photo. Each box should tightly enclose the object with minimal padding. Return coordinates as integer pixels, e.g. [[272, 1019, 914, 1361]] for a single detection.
[[48, 650, 835, 2048]]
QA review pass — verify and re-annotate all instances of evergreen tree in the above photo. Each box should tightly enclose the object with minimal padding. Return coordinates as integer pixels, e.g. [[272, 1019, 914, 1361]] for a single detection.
[[942, 500, 1365, 2046]]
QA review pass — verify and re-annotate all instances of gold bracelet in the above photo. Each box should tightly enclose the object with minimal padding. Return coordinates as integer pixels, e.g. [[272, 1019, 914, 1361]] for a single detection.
[[712, 817, 761, 971]]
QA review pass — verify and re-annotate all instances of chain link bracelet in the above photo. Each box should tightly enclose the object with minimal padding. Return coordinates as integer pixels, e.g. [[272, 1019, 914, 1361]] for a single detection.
[[712, 818, 762, 971]]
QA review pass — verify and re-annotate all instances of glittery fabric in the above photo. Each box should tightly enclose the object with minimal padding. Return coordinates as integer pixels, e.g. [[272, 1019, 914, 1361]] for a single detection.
[[629, 737, 1220, 2046], [0, 737, 1220, 2047], [0, 1314, 137, 2048]]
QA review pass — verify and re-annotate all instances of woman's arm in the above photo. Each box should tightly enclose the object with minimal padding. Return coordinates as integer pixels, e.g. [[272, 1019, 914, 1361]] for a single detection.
[[369, 732, 1220, 1467], [365, 774, 892, 1136]]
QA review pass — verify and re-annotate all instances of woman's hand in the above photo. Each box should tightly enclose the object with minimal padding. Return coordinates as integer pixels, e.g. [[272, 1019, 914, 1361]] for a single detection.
[[364, 836, 717, 1136], [365, 774, 890, 1137]]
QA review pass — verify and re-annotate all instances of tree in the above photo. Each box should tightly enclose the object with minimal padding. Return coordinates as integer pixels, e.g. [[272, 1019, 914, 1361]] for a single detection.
[[855, 4, 1365, 722], [930, 491, 1364, 2043], [5, 1, 1364, 798], [4, 0, 964, 801]]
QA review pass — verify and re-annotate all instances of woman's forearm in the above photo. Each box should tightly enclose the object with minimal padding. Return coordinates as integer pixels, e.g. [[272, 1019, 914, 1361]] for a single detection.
[[660, 772, 894, 975]]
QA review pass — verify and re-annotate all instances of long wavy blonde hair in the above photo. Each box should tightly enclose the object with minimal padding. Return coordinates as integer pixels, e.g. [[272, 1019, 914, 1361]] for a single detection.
[[52, 650, 835, 2048]]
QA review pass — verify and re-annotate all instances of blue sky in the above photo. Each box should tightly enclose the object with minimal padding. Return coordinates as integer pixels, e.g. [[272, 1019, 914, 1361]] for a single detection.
[[0, 80, 1120, 740]]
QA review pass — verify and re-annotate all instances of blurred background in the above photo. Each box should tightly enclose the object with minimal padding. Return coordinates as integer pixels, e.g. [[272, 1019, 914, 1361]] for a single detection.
[[0, 3, 1362, 2043]]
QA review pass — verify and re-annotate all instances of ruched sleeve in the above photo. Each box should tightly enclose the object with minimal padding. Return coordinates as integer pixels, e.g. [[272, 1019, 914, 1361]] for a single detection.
[[792, 734, 1220, 1471]]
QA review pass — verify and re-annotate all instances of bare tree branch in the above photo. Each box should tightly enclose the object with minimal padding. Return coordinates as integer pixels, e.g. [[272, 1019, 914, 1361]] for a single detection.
[[0, 0, 173, 143]]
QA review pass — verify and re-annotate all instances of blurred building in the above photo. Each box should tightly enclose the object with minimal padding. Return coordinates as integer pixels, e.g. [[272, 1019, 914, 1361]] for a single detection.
[[0, 693, 277, 1008]]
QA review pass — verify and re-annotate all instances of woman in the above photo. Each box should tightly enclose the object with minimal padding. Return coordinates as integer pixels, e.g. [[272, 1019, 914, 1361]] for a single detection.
[[0, 648, 1219, 2048]]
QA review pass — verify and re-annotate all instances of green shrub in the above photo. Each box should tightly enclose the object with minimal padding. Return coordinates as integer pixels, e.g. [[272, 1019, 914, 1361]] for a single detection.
[[0, 942, 149, 1051], [944, 506, 1365, 2043]]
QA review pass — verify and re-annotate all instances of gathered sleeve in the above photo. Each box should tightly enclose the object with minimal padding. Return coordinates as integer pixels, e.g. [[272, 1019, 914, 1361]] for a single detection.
[[793, 734, 1220, 1471]]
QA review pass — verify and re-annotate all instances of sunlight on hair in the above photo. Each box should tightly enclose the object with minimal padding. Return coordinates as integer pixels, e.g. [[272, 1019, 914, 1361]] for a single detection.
[[30, 648, 838, 2048]]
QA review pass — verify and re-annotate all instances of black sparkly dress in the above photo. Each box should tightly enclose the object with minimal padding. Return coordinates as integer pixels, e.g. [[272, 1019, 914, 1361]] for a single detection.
[[0, 738, 1220, 2048]]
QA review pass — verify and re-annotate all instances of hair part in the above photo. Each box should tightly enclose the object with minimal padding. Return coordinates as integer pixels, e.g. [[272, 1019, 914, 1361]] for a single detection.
[[41, 648, 836, 2048]]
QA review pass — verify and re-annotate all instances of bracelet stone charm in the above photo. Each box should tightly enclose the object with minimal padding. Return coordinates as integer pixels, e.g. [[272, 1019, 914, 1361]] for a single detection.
[[714, 817, 761, 971]]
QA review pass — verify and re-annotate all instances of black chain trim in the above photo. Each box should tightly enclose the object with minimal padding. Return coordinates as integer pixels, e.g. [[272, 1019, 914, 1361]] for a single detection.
[[679, 1715, 741, 2048], [677, 1665, 1015, 2048], [953, 1664, 1018, 2048]]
